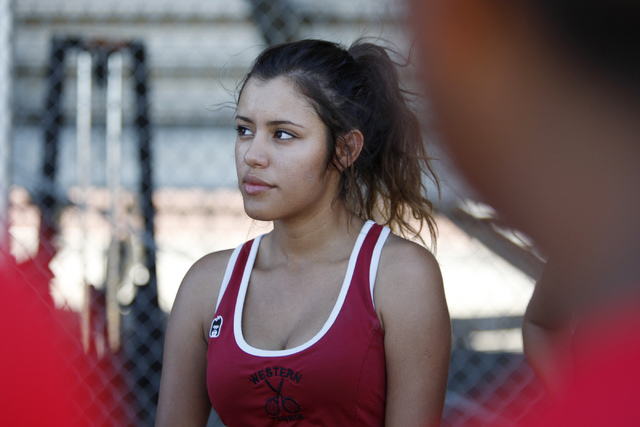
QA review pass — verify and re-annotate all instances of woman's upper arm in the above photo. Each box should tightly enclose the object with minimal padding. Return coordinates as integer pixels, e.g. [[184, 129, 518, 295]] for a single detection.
[[156, 252, 230, 427], [376, 238, 451, 427]]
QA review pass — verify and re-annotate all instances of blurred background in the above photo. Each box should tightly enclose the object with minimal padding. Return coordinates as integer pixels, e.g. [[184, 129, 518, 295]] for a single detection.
[[1, 0, 546, 425]]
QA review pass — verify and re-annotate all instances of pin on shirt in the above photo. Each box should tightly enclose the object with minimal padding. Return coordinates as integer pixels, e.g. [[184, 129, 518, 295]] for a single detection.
[[210, 315, 223, 338]]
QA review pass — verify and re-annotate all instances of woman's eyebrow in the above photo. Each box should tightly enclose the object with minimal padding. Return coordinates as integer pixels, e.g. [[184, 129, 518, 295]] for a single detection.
[[235, 115, 254, 124], [236, 115, 305, 129], [267, 120, 305, 129]]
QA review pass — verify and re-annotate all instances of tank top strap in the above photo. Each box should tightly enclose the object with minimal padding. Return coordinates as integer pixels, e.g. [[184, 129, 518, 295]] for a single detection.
[[351, 221, 391, 313], [214, 239, 255, 315]]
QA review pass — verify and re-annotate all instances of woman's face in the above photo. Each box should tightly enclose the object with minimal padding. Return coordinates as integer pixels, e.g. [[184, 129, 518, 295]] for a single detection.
[[235, 76, 340, 222]]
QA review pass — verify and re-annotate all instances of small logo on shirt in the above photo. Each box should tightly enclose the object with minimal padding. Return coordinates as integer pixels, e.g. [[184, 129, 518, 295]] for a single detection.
[[209, 315, 223, 338], [264, 378, 302, 418]]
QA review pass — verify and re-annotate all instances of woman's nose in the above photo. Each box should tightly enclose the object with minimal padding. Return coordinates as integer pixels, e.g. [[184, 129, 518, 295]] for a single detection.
[[242, 133, 269, 168]]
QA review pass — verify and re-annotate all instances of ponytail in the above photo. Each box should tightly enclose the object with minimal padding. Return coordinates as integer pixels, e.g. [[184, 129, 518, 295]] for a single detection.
[[344, 40, 438, 244]]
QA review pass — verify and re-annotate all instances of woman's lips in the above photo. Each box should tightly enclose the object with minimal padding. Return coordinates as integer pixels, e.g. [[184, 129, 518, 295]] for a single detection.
[[243, 175, 274, 195]]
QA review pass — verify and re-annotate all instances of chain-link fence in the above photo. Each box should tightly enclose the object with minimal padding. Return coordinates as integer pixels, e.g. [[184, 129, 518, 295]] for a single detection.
[[3, 0, 544, 425]]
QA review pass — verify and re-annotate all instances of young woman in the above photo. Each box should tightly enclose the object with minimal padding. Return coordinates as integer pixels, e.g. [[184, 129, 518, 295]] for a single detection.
[[156, 39, 451, 426]]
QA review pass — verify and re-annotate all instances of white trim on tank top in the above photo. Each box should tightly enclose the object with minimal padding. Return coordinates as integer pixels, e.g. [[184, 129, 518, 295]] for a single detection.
[[369, 226, 390, 311], [228, 220, 386, 357], [214, 244, 243, 314]]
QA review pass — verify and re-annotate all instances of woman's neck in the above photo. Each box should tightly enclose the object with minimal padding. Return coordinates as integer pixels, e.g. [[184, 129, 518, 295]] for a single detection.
[[261, 205, 364, 269]]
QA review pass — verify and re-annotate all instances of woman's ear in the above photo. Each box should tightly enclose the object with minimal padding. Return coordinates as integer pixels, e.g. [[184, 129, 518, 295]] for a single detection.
[[335, 130, 364, 171]]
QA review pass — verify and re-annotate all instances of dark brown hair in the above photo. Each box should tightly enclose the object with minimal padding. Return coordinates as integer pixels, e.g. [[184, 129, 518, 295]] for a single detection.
[[533, 0, 640, 90], [239, 39, 439, 243]]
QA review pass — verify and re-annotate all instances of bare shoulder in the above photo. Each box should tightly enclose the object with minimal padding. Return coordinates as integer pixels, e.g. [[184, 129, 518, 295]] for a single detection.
[[180, 249, 235, 294], [377, 234, 442, 292], [374, 233, 447, 329], [170, 248, 237, 340]]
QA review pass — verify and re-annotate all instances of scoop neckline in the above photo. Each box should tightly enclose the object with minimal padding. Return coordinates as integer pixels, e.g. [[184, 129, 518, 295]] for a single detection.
[[233, 220, 375, 357]]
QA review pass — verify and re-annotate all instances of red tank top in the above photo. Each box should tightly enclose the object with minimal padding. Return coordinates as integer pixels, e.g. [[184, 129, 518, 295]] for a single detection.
[[207, 221, 390, 426]]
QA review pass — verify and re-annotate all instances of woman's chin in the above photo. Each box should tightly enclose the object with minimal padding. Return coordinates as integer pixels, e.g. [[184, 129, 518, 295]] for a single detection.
[[242, 204, 276, 222]]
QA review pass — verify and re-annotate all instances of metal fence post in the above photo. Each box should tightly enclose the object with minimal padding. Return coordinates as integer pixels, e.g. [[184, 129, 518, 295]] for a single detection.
[[0, 0, 13, 264]]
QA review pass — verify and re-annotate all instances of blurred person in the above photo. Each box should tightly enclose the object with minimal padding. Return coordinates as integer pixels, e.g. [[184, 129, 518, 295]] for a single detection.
[[0, 254, 79, 426], [409, 0, 640, 424], [156, 39, 451, 426], [1, 252, 131, 426]]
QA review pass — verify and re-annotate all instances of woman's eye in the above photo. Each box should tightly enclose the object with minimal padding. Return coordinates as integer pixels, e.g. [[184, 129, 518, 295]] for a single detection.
[[236, 126, 253, 137], [275, 130, 294, 140]]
